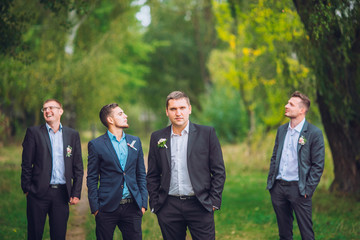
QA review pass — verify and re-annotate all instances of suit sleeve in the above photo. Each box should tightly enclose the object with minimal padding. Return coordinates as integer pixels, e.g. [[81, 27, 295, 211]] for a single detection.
[[306, 128, 325, 196], [267, 128, 280, 188], [135, 137, 148, 209], [71, 131, 84, 199], [21, 128, 35, 194], [146, 133, 161, 211], [208, 127, 226, 209], [87, 141, 100, 213]]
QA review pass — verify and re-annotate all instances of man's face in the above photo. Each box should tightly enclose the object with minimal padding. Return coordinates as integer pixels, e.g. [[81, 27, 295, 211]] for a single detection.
[[285, 97, 305, 119], [166, 98, 191, 129], [42, 101, 63, 124], [109, 107, 129, 129]]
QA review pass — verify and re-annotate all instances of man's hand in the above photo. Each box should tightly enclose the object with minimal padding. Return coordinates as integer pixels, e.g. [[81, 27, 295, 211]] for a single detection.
[[70, 197, 80, 205], [141, 207, 146, 215], [94, 210, 99, 217]]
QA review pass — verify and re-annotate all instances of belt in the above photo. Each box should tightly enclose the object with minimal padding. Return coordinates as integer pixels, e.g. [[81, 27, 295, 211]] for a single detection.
[[49, 184, 66, 189], [169, 195, 196, 200], [276, 179, 298, 186], [119, 198, 133, 205]]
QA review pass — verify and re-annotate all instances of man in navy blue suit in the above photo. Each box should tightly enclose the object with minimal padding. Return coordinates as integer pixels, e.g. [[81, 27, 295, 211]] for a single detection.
[[87, 103, 148, 240]]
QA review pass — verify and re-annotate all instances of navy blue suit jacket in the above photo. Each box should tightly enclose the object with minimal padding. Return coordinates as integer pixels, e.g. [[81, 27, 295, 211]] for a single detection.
[[267, 120, 325, 196], [87, 132, 148, 213]]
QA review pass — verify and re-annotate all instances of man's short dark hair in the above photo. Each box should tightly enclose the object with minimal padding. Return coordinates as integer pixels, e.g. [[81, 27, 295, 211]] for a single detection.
[[99, 103, 118, 128], [291, 91, 310, 113], [43, 99, 62, 108], [166, 91, 191, 109]]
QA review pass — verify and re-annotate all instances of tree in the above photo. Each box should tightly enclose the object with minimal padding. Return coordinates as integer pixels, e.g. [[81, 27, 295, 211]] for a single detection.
[[211, 0, 316, 143], [142, 0, 218, 125], [293, 0, 360, 193]]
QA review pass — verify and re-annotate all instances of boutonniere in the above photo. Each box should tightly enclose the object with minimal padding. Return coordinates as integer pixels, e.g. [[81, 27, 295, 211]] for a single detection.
[[127, 140, 137, 151], [157, 138, 168, 148], [66, 145, 72, 157], [299, 135, 307, 146]]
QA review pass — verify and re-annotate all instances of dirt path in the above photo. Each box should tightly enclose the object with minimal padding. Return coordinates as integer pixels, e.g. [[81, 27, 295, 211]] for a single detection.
[[66, 173, 89, 240]]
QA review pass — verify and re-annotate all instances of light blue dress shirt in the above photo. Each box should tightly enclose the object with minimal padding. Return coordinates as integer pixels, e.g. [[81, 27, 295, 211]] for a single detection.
[[47, 123, 66, 185], [107, 130, 130, 199], [277, 118, 306, 181], [169, 122, 195, 196]]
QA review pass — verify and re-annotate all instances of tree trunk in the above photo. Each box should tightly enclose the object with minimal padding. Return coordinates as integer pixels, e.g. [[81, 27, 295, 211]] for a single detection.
[[293, 0, 360, 193], [317, 93, 360, 193]]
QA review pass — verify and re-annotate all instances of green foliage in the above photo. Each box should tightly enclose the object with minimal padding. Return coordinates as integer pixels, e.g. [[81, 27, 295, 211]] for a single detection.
[[194, 85, 248, 143], [0, 0, 152, 140], [142, 0, 217, 124], [211, 0, 317, 135]]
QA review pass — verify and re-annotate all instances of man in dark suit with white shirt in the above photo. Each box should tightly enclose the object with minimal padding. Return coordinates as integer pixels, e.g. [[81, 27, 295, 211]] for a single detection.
[[147, 91, 226, 240], [87, 103, 148, 240], [21, 99, 83, 240], [267, 91, 325, 240]]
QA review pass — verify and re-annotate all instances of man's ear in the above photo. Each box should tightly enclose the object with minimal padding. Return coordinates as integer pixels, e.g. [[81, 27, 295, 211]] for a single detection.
[[107, 116, 114, 126]]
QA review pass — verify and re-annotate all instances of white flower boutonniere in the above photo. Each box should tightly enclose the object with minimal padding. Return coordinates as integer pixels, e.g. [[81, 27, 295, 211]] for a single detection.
[[66, 145, 72, 157], [299, 135, 307, 146], [157, 138, 168, 148], [127, 140, 138, 151]]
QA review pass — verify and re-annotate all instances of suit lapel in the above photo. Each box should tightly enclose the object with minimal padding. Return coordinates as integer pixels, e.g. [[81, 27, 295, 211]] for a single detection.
[[297, 120, 308, 152], [276, 124, 288, 166], [62, 127, 70, 175], [187, 122, 196, 160], [164, 126, 172, 168], [103, 133, 123, 171], [41, 124, 52, 155], [124, 135, 134, 171]]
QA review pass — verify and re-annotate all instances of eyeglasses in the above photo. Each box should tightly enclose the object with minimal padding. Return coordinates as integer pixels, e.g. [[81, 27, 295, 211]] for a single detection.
[[41, 106, 61, 112]]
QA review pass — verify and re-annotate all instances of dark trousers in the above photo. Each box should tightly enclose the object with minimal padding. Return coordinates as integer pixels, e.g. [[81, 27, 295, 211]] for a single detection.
[[95, 201, 143, 240], [270, 181, 314, 240], [156, 196, 215, 240], [26, 186, 69, 240]]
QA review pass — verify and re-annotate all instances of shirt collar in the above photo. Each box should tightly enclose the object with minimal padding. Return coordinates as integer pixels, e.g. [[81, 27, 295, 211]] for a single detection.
[[171, 121, 190, 136], [46, 123, 62, 132], [107, 130, 126, 142], [288, 118, 306, 133]]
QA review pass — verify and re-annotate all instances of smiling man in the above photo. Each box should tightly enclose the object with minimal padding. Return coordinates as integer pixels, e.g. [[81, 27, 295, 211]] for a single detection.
[[267, 91, 325, 240], [21, 99, 83, 240], [147, 91, 226, 240], [87, 103, 147, 240]]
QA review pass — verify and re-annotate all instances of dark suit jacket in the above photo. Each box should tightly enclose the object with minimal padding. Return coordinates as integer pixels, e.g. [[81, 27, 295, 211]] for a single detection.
[[267, 120, 325, 196], [87, 133, 148, 213], [21, 124, 83, 200], [147, 122, 226, 213]]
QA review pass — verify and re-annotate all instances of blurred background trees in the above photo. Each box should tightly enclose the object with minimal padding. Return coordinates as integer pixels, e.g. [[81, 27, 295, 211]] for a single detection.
[[1, 0, 359, 193]]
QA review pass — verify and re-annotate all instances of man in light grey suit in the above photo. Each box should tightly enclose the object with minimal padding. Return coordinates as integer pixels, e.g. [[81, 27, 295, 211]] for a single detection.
[[267, 91, 325, 240]]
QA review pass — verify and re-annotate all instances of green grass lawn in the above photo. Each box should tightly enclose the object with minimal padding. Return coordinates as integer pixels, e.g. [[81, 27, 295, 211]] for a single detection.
[[1, 133, 359, 239]]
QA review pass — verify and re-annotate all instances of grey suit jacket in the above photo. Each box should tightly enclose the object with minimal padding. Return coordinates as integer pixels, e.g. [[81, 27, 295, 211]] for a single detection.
[[266, 120, 325, 196]]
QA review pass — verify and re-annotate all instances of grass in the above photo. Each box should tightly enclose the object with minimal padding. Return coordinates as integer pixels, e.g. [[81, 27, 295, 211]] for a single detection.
[[1, 133, 359, 239]]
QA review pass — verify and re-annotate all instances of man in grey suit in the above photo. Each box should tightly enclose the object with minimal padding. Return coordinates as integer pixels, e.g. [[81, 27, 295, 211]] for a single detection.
[[267, 91, 325, 240]]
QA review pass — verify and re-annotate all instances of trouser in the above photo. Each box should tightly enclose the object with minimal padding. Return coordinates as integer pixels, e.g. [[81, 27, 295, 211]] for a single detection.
[[27, 185, 69, 240], [156, 195, 215, 240], [270, 180, 314, 240]]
